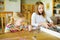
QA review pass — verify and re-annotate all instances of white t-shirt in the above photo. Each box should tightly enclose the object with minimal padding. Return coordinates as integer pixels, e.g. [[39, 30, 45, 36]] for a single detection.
[[31, 12, 53, 27]]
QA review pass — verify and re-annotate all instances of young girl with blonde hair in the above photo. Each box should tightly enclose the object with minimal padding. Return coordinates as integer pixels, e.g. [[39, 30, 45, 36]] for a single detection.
[[31, 1, 55, 30]]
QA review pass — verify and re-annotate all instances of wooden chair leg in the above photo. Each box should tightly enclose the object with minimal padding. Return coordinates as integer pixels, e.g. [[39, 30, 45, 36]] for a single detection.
[[1, 17, 4, 33]]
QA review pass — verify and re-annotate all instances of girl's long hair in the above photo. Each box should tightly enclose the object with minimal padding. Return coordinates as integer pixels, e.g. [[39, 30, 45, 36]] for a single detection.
[[35, 1, 46, 17]]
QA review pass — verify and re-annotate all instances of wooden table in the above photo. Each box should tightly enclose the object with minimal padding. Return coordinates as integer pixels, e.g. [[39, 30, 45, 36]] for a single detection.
[[0, 12, 13, 33], [0, 31, 60, 40]]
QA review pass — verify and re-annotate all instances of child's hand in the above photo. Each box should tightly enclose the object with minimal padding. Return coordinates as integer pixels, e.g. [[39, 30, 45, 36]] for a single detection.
[[42, 22, 49, 28]]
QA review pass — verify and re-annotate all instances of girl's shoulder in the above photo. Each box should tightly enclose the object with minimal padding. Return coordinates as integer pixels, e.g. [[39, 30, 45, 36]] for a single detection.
[[32, 12, 37, 15], [32, 12, 37, 16]]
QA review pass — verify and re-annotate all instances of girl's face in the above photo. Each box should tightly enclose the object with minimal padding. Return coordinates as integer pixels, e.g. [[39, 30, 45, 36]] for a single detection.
[[38, 4, 44, 14]]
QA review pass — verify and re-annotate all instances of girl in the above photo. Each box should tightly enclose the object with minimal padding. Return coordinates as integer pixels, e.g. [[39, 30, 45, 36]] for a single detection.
[[5, 12, 25, 33], [14, 12, 33, 31], [13, 12, 25, 31], [31, 2, 55, 30]]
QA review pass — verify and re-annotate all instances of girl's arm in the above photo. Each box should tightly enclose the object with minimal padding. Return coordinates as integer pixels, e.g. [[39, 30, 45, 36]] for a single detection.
[[46, 17, 55, 27], [31, 13, 42, 27], [31, 13, 39, 27], [46, 17, 53, 23], [40, 22, 49, 28]]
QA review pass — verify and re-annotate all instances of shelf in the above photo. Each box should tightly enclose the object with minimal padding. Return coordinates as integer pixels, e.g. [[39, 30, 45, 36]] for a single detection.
[[0, 0, 4, 12], [54, 0, 60, 3], [0, 0, 4, 2], [54, 8, 60, 10], [53, 0, 60, 15]]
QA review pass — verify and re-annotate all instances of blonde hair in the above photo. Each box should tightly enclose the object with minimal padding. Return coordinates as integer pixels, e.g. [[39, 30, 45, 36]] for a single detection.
[[35, 1, 46, 17], [9, 17, 14, 24]]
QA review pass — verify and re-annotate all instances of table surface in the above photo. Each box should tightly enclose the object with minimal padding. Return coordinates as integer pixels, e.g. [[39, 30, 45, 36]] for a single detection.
[[0, 31, 60, 40]]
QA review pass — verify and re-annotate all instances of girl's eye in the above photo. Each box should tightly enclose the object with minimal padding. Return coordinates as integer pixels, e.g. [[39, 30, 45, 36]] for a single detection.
[[38, 8, 43, 10], [38, 8, 41, 9]]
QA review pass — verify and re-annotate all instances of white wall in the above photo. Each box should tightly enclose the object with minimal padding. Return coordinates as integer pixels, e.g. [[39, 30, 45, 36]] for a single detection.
[[41, 0, 53, 17], [5, 0, 21, 12]]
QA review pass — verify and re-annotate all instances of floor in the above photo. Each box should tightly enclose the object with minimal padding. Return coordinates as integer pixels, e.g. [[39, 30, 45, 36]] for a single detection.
[[0, 31, 60, 40]]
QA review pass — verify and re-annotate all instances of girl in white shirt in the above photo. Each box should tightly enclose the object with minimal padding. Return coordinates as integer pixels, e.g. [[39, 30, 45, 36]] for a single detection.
[[31, 2, 55, 29]]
